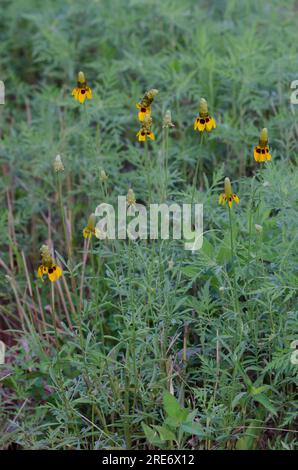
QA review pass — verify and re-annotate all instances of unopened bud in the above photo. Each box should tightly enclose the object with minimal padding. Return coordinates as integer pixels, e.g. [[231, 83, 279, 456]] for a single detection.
[[100, 170, 108, 182], [163, 109, 175, 128], [54, 154, 64, 173], [255, 224, 263, 233]]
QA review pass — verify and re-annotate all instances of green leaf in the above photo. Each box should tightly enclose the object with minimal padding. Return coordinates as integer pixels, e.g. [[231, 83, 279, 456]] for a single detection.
[[153, 425, 176, 441], [163, 390, 188, 425], [236, 419, 263, 450], [253, 394, 277, 416], [181, 422, 205, 438], [141, 423, 164, 446]]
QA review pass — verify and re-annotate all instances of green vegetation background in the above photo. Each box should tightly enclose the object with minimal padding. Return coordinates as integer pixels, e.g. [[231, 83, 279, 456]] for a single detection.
[[0, 0, 297, 450]]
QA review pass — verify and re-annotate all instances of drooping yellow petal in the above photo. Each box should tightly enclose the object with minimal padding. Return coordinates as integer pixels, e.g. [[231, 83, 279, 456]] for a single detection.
[[78, 90, 87, 104], [137, 106, 151, 122], [37, 265, 45, 278], [210, 117, 216, 129], [83, 227, 91, 238], [148, 132, 155, 140], [85, 87, 92, 99], [47, 265, 62, 282], [196, 119, 206, 132], [137, 131, 146, 141], [254, 146, 261, 162], [218, 193, 226, 205], [265, 152, 271, 161], [232, 194, 239, 204], [205, 117, 214, 132], [228, 197, 233, 208]]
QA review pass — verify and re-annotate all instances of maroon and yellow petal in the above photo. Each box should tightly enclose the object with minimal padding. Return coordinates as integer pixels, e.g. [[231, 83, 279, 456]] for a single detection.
[[232, 194, 239, 204], [48, 265, 62, 282], [137, 131, 146, 142]]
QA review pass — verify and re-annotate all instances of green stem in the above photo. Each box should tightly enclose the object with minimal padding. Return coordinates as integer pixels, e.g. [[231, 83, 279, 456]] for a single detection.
[[191, 133, 204, 204], [164, 127, 169, 201], [228, 205, 239, 313], [57, 173, 69, 256], [145, 139, 152, 204]]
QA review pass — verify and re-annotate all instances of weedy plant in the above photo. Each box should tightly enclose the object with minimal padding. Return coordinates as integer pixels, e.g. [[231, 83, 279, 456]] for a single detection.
[[0, 0, 297, 451]]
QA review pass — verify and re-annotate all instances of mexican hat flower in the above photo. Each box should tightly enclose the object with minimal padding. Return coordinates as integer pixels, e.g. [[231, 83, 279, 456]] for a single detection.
[[83, 213, 98, 238], [37, 245, 62, 282], [254, 128, 271, 162], [136, 115, 155, 141], [72, 71, 92, 104], [136, 89, 159, 122], [219, 177, 239, 208], [194, 98, 216, 133]]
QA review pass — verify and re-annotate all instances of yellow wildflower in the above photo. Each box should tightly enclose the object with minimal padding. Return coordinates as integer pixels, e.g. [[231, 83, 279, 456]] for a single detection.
[[136, 115, 155, 142], [37, 245, 62, 282], [83, 213, 97, 238], [254, 128, 271, 162], [219, 177, 239, 208], [194, 98, 216, 132], [136, 89, 159, 122], [72, 71, 92, 104]]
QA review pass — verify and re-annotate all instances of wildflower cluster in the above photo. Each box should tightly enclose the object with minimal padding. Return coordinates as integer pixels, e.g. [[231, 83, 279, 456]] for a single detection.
[[35, 74, 274, 280]]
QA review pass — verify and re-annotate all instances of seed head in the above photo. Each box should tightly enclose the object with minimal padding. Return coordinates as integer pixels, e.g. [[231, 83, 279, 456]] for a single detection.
[[224, 177, 232, 198], [100, 170, 108, 182], [199, 98, 208, 116], [78, 71, 86, 84]]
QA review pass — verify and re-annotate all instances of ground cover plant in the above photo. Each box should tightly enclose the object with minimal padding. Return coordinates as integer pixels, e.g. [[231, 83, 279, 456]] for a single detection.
[[0, 0, 297, 450]]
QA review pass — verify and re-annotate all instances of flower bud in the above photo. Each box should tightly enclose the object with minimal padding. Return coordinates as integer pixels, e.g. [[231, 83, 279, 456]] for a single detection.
[[163, 109, 175, 128], [100, 170, 108, 182], [255, 224, 263, 233], [54, 154, 64, 173]]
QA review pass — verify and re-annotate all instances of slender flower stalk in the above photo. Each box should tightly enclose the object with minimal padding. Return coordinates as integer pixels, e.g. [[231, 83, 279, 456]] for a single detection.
[[219, 178, 240, 312], [191, 133, 204, 204], [162, 110, 174, 200]]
